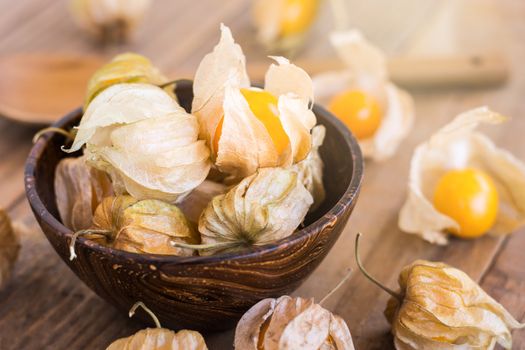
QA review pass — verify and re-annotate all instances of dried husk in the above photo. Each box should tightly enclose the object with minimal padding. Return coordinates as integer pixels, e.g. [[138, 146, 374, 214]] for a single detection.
[[106, 302, 208, 350], [83, 52, 171, 109], [385, 260, 525, 350], [106, 329, 208, 350], [234, 296, 355, 350], [398, 107, 525, 244], [0, 210, 19, 289], [67, 83, 181, 153], [55, 155, 113, 231], [192, 25, 316, 180], [67, 83, 211, 203], [83, 196, 198, 256], [177, 180, 228, 224], [293, 125, 326, 211], [70, 0, 151, 43], [196, 168, 313, 255], [313, 30, 414, 161]]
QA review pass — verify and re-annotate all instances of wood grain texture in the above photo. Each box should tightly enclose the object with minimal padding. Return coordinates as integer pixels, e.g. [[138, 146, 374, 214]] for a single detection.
[[0, 0, 524, 349]]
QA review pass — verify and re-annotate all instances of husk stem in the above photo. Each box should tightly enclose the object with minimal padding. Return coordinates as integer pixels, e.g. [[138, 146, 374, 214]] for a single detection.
[[69, 229, 111, 261], [158, 80, 177, 89], [355, 232, 402, 301], [32, 127, 75, 144], [129, 301, 162, 328], [319, 268, 352, 306]]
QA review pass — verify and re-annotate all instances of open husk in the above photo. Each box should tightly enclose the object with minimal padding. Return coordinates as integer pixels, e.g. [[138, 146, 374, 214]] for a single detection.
[[66, 83, 211, 203], [106, 302, 208, 350], [191, 167, 312, 255], [83, 52, 171, 109], [55, 155, 113, 231], [71, 196, 198, 258], [313, 30, 414, 161], [0, 210, 19, 289], [70, 0, 151, 44], [192, 24, 316, 180], [293, 125, 326, 211], [398, 107, 525, 244], [234, 295, 354, 350]]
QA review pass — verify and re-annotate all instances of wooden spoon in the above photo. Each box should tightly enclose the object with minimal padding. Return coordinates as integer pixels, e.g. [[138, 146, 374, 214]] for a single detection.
[[0, 52, 508, 126], [0, 53, 104, 125]]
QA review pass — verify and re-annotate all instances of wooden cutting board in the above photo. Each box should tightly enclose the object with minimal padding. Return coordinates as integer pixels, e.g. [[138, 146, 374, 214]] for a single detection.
[[0, 52, 508, 126]]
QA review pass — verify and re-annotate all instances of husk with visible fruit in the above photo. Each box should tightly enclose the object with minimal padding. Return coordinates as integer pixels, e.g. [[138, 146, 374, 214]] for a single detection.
[[313, 29, 414, 161], [398, 107, 525, 244], [192, 24, 315, 180]]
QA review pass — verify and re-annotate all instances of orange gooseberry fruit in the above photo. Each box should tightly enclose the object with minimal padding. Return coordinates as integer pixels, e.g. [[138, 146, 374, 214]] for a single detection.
[[433, 168, 499, 238], [328, 89, 382, 140], [213, 88, 289, 156], [280, 0, 319, 37]]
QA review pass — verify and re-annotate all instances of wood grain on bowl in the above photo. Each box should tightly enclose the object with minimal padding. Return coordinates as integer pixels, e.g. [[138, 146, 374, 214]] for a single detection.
[[24, 81, 363, 331]]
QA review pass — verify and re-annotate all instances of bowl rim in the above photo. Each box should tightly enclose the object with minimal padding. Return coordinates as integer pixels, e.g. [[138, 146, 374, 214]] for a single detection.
[[24, 94, 364, 265]]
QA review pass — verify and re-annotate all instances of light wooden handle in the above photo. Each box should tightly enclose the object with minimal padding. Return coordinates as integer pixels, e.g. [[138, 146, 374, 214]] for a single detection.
[[244, 53, 509, 89]]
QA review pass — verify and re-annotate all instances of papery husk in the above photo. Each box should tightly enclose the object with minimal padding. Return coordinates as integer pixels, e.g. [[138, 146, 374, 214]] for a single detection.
[[84, 52, 171, 109], [55, 155, 113, 231], [68, 83, 181, 153], [234, 296, 355, 350], [106, 328, 208, 350], [193, 25, 315, 180], [197, 167, 313, 255], [68, 83, 210, 203], [0, 210, 19, 289], [89, 196, 198, 256], [313, 30, 414, 161], [70, 0, 151, 43], [398, 107, 525, 244], [385, 260, 525, 350], [87, 112, 210, 202], [177, 180, 228, 224], [192, 24, 250, 144], [293, 125, 326, 211]]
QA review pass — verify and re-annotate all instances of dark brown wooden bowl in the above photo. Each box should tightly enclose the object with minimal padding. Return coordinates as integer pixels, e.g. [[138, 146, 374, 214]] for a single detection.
[[24, 80, 364, 332]]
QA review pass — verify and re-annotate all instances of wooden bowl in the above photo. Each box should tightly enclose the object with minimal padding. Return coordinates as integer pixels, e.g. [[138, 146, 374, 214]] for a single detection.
[[24, 80, 364, 332]]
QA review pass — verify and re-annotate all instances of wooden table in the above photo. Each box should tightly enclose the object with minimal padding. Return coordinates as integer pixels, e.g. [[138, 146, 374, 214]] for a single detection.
[[1, 0, 524, 348]]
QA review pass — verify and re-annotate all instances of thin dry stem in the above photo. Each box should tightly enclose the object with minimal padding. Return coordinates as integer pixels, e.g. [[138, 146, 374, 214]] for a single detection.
[[32, 127, 75, 144], [319, 268, 352, 306], [158, 80, 177, 89], [355, 232, 402, 301], [69, 229, 111, 261], [129, 301, 161, 328]]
